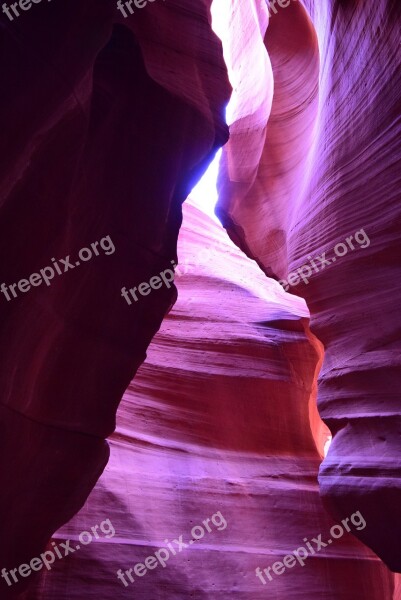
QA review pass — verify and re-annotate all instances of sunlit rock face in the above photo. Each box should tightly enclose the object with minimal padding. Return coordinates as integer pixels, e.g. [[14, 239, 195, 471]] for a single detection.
[[216, 0, 401, 573], [20, 202, 394, 599], [1, 0, 400, 598]]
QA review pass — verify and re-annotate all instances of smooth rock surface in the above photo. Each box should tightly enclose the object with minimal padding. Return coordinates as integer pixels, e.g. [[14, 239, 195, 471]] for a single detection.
[[0, 2, 229, 596], [1, 0, 400, 597], [19, 202, 397, 599], [216, 0, 401, 572]]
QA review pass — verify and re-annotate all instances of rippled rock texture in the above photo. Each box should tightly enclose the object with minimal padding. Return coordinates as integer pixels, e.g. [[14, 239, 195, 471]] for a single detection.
[[0, 2, 229, 597], [1, 0, 400, 598], [17, 202, 397, 599], [216, 0, 401, 576]]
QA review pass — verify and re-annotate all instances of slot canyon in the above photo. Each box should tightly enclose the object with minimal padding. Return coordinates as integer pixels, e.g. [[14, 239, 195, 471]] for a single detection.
[[0, 0, 400, 598]]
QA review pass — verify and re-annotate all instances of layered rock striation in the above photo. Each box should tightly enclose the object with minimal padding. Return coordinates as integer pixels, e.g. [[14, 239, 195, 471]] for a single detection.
[[216, 0, 401, 573]]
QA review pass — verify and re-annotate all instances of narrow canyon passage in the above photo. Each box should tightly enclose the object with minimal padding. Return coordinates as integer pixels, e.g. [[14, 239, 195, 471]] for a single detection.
[[0, 1, 400, 597], [22, 200, 396, 599]]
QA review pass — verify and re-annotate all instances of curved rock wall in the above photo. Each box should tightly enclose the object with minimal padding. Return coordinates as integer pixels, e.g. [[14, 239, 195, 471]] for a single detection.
[[216, 0, 401, 572], [1, 0, 400, 597], [0, 2, 229, 596], [20, 201, 397, 599]]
